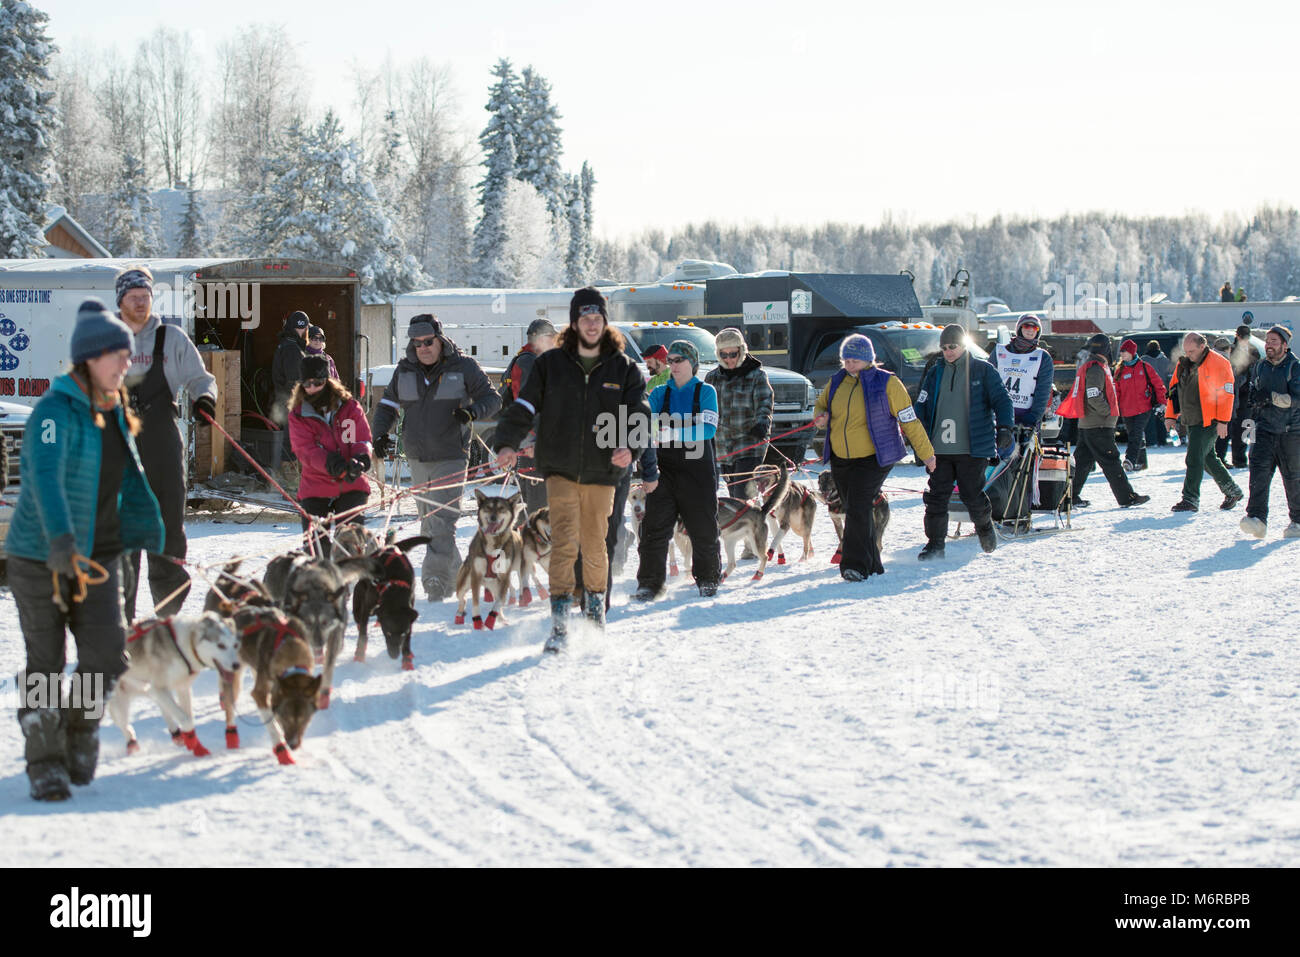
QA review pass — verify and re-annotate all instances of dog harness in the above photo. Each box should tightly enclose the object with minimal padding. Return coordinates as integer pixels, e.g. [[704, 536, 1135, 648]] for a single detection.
[[241, 609, 308, 678], [127, 617, 195, 676], [374, 547, 414, 599]]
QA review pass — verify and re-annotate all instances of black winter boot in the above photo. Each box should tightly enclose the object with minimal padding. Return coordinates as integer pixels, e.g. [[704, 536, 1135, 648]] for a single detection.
[[976, 523, 997, 553], [583, 590, 606, 630], [545, 595, 572, 654], [917, 541, 946, 561], [20, 708, 70, 802], [65, 710, 102, 787]]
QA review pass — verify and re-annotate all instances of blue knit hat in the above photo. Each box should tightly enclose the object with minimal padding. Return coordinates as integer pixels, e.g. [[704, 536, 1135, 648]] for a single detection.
[[839, 334, 875, 363], [71, 298, 133, 363]]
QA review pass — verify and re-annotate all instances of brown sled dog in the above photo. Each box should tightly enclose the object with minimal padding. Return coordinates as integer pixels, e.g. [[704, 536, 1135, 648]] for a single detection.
[[454, 489, 524, 630], [815, 470, 890, 564], [754, 465, 819, 564], [517, 506, 552, 607], [221, 605, 319, 765], [676, 463, 791, 582]]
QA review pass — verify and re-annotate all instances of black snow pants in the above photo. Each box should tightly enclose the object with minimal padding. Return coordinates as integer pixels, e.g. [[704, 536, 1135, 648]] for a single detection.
[[923, 454, 992, 545], [831, 453, 891, 577], [637, 446, 720, 591]]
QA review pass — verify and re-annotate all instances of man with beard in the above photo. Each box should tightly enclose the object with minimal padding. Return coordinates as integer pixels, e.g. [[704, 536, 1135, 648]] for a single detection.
[[1238, 326, 1300, 538], [495, 288, 651, 651], [1165, 332, 1243, 513]]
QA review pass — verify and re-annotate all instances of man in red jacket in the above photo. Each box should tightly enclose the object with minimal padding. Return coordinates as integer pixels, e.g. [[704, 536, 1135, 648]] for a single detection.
[[1115, 338, 1168, 472]]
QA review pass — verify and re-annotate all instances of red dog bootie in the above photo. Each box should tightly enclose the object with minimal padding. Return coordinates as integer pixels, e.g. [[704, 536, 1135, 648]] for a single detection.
[[273, 742, 295, 765], [402, 653, 414, 671], [181, 729, 210, 757], [225, 726, 240, 750]]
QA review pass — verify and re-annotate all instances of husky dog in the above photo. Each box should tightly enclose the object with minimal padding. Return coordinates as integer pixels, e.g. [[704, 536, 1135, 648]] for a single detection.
[[203, 559, 273, 616], [333, 524, 381, 559], [754, 466, 818, 564], [352, 536, 430, 668], [517, 507, 552, 607], [815, 470, 890, 562], [221, 606, 319, 765], [676, 464, 791, 582], [109, 612, 241, 757], [455, 489, 523, 630], [265, 551, 385, 709], [628, 484, 681, 577]]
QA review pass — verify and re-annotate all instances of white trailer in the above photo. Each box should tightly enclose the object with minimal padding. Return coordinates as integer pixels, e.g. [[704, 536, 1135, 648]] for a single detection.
[[392, 287, 575, 362]]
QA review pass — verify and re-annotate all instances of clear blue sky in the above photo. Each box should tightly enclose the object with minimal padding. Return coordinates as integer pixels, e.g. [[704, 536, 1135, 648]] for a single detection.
[[40, 0, 1300, 238]]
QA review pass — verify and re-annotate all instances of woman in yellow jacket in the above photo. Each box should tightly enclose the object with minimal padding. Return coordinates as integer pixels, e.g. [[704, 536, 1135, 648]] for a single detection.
[[814, 335, 936, 581], [1164, 332, 1243, 513]]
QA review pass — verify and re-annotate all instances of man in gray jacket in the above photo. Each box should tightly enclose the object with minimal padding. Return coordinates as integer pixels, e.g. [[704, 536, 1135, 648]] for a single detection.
[[371, 315, 501, 600], [1061, 334, 1148, 509], [115, 267, 218, 618]]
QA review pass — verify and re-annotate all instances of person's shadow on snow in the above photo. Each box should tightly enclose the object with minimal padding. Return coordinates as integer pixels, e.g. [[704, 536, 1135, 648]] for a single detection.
[[1186, 538, 1289, 578]]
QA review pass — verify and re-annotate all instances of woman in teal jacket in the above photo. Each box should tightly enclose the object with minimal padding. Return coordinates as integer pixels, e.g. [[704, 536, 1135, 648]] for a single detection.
[[5, 298, 163, 801]]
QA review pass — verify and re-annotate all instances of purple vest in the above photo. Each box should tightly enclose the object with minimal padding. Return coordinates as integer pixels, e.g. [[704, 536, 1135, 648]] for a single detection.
[[822, 367, 907, 467]]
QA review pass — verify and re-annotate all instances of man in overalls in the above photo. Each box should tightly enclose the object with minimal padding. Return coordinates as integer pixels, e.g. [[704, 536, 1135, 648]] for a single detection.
[[116, 268, 218, 619]]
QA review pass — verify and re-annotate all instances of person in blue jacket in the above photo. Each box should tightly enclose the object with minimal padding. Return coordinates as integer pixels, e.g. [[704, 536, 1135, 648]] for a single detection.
[[5, 299, 164, 801], [633, 339, 722, 599], [915, 324, 1016, 559]]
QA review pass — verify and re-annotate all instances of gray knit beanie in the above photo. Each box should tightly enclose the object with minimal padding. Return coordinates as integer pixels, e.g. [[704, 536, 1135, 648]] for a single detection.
[[71, 298, 133, 363]]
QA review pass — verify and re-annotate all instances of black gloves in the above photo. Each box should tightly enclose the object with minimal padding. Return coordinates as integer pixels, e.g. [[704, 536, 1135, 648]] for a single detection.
[[373, 434, 395, 459], [996, 427, 1015, 459], [453, 407, 474, 425], [192, 394, 216, 422], [46, 533, 78, 577], [325, 450, 349, 479], [749, 423, 770, 440], [344, 453, 371, 482]]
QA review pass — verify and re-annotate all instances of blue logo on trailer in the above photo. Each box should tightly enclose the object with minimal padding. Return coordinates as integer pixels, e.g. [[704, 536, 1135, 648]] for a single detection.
[[0, 313, 30, 371], [1242, 310, 1254, 325]]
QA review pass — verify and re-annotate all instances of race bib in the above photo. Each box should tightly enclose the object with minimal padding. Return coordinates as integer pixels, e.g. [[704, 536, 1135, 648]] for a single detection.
[[995, 345, 1046, 411], [917, 390, 929, 404], [1086, 387, 1100, 398], [898, 406, 917, 423]]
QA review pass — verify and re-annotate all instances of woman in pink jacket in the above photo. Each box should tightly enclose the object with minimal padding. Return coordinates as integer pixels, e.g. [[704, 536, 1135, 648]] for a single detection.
[[288, 354, 372, 554]]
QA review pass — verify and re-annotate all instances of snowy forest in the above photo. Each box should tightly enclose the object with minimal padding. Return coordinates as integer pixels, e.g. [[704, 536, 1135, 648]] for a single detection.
[[3, 1, 1300, 308]]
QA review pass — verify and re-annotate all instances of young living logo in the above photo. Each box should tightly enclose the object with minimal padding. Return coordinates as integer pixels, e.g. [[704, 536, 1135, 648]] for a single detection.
[[49, 887, 151, 937]]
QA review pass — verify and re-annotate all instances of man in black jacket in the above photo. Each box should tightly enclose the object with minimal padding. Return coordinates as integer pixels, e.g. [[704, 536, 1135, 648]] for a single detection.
[[372, 315, 501, 600], [500, 318, 557, 512], [271, 311, 310, 426], [495, 287, 651, 650], [1239, 325, 1300, 539]]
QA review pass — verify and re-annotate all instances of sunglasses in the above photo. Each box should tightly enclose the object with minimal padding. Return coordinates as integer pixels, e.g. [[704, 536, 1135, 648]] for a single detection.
[[667, 356, 689, 365], [940, 343, 963, 351], [718, 349, 741, 360], [309, 335, 325, 342], [412, 336, 438, 347], [303, 378, 326, 388]]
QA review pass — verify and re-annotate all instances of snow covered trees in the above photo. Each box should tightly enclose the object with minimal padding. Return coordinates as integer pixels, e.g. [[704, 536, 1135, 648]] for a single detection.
[[246, 111, 426, 303], [0, 0, 58, 258], [471, 59, 595, 288], [103, 152, 158, 257]]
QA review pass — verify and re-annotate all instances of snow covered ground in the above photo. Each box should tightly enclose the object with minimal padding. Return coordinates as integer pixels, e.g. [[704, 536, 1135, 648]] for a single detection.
[[1, 445, 1296, 867]]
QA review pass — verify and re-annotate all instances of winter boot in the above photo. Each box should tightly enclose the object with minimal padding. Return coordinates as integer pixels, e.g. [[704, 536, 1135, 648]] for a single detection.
[[583, 590, 606, 630], [1171, 499, 1198, 512], [1220, 487, 1244, 510], [1239, 516, 1266, 538], [1122, 494, 1150, 508], [65, 709, 102, 786], [976, 523, 997, 553], [841, 568, 867, 582], [1283, 523, 1300, 540], [697, 580, 719, 598], [545, 594, 572, 654], [20, 708, 70, 802], [1070, 497, 1090, 508], [917, 541, 945, 561], [632, 584, 661, 602]]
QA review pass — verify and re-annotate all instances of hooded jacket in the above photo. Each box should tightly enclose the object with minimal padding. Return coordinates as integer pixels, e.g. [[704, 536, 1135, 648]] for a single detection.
[[5, 375, 164, 562], [704, 354, 774, 456], [121, 312, 218, 410], [1249, 350, 1300, 434], [495, 342, 650, 486], [272, 319, 307, 397], [372, 336, 501, 463], [1116, 357, 1168, 417], [289, 393, 372, 500]]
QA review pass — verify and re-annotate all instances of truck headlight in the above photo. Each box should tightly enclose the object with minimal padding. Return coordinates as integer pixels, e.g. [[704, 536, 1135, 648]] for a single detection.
[[805, 383, 817, 408]]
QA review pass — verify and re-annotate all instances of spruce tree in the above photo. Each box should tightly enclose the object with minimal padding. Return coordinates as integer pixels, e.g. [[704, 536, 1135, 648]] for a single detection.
[[580, 161, 596, 279], [471, 131, 515, 288], [517, 66, 566, 217], [477, 59, 522, 201], [104, 152, 160, 257], [564, 174, 586, 285], [177, 182, 206, 257], [0, 0, 58, 258]]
